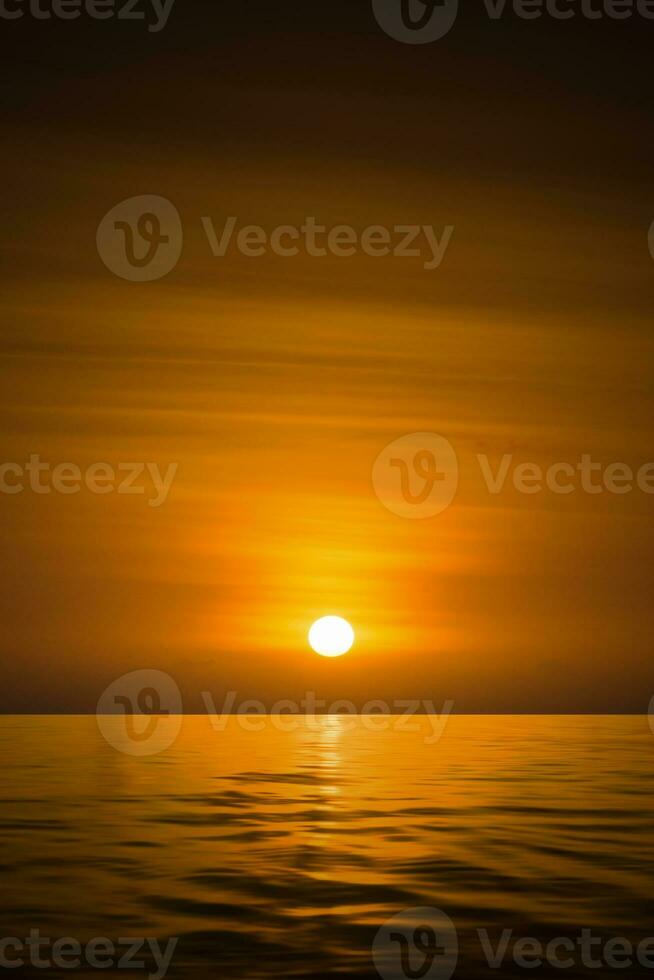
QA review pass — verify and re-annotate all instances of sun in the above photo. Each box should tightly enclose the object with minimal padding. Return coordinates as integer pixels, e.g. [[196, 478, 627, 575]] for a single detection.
[[308, 616, 355, 657]]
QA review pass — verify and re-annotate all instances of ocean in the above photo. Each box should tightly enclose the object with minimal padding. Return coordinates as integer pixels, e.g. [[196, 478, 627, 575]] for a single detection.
[[2, 715, 653, 978]]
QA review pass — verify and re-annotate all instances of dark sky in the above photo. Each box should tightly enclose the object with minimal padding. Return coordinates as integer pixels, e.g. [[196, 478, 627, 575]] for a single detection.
[[1, 0, 653, 712]]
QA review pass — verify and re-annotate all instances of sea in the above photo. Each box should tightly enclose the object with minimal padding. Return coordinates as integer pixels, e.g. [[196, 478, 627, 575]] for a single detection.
[[2, 715, 653, 978]]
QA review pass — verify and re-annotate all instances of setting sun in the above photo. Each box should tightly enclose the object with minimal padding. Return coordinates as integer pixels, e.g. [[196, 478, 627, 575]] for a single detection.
[[308, 616, 355, 657]]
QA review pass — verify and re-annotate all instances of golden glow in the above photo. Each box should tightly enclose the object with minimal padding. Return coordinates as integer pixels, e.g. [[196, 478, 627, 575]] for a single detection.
[[308, 616, 355, 657], [5, 137, 653, 712]]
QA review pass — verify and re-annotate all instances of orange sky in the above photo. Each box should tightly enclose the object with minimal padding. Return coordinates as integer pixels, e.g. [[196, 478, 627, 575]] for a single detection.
[[1, 8, 653, 711]]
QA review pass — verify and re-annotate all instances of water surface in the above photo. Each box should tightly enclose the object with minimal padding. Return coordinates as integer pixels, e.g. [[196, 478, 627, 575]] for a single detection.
[[1, 716, 653, 978]]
